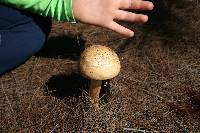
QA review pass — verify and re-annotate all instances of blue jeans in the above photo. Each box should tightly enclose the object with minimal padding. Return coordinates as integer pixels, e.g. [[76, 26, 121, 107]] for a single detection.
[[0, 4, 52, 75]]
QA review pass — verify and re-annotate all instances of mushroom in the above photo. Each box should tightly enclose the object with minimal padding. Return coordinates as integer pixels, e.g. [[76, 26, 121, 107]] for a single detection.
[[79, 45, 121, 106]]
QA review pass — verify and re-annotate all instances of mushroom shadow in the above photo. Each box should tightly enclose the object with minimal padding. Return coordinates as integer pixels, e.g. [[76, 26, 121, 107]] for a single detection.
[[36, 35, 86, 60], [45, 73, 89, 99], [44, 73, 111, 101]]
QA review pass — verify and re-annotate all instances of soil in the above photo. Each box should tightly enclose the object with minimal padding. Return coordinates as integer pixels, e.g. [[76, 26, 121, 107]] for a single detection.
[[1, 1, 200, 132]]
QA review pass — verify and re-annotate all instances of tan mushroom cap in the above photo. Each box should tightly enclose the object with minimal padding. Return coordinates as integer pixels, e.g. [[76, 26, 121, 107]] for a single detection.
[[80, 45, 121, 80]]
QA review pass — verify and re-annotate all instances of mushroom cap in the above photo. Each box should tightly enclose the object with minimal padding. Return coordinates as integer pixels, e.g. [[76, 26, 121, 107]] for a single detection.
[[79, 45, 121, 80]]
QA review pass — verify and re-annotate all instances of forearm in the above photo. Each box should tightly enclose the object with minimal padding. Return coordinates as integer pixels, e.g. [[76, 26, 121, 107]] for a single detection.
[[0, 0, 76, 22]]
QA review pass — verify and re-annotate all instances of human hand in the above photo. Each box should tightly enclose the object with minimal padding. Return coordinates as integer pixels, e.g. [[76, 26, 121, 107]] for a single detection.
[[72, 0, 154, 37]]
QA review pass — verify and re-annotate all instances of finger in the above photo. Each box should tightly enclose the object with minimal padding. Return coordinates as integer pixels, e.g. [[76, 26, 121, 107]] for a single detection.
[[107, 21, 134, 37], [115, 10, 148, 23], [120, 0, 154, 10]]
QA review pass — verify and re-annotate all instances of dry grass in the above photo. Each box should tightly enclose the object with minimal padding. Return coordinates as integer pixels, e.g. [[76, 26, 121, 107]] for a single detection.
[[1, 0, 200, 132]]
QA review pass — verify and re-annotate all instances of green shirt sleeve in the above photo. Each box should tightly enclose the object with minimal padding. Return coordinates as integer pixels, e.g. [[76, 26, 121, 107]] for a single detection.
[[0, 0, 76, 23]]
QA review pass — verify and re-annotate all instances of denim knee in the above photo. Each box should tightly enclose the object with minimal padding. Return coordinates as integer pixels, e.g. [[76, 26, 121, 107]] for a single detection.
[[0, 5, 51, 75], [0, 26, 44, 75]]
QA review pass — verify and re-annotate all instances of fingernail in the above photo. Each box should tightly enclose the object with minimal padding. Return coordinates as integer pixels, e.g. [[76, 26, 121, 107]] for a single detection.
[[143, 15, 148, 22], [149, 2, 154, 10], [130, 32, 134, 37]]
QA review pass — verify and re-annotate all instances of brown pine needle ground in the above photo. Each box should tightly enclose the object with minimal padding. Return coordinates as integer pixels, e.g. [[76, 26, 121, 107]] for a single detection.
[[1, 1, 200, 132]]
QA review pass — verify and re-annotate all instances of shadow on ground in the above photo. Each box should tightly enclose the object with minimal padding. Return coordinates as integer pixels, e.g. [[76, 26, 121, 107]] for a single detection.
[[45, 73, 88, 99], [36, 35, 86, 60], [44, 72, 111, 101], [113, 1, 195, 54]]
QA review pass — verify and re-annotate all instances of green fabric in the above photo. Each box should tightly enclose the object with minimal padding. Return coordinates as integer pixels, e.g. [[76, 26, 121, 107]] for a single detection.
[[0, 0, 76, 23]]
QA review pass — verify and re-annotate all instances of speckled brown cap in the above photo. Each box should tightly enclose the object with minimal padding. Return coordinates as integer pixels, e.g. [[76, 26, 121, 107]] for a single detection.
[[79, 45, 121, 80]]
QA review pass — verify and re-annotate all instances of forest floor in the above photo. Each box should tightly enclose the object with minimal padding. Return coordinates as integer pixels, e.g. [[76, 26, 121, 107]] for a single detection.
[[1, 1, 200, 132]]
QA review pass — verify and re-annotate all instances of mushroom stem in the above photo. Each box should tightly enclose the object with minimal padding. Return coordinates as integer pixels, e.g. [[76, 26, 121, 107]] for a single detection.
[[88, 79, 102, 105]]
